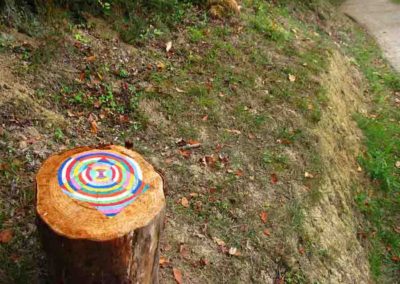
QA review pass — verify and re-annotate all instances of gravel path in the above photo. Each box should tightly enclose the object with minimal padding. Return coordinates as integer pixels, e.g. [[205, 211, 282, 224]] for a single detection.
[[341, 0, 400, 72]]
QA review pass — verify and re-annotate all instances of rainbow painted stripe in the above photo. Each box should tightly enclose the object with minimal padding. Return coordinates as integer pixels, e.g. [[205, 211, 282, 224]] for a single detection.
[[57, 150, 149, 217]]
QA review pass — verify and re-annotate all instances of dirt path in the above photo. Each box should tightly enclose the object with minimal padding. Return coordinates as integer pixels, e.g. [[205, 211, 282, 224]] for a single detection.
[[341, 0, 400, 72]]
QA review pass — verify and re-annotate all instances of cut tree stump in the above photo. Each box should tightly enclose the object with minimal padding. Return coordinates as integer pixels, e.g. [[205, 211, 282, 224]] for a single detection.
[[35, 145, 165, 284]]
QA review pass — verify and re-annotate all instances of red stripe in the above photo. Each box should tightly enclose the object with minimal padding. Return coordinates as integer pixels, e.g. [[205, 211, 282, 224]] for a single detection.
[[85, 166, 92, 181], [111, 166, 116, 180]]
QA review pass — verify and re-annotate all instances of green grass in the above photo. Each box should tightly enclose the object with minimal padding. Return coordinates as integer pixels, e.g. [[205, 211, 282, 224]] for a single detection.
[[346, 28, 400, 282]]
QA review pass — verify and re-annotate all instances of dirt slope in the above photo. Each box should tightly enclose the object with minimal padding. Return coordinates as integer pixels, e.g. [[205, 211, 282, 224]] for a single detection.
[[302, 52, 370, 283], [0, 54, 65, 129], [0, 1, 384, 283]]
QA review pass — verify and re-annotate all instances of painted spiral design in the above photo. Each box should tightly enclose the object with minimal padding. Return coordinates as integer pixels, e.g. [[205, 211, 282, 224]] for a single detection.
[[57, 150, 149, 217]]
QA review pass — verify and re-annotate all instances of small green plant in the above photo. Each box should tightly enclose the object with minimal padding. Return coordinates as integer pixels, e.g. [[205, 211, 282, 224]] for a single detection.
[[188, 27, 204, 43], [72, 92, 84, 104], [74, 32, 90, 44], [54, 128, 64, 141], [284, 270, 308, 284], [129, 88, 142, 110], [100, 85, 117, 109], [61, 85, 73, 95], [118, 68, 129, 78], [97, 0, 112, 14]]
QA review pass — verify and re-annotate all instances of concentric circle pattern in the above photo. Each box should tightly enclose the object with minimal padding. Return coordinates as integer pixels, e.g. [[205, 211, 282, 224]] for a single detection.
[[57, 150, 149, 217]]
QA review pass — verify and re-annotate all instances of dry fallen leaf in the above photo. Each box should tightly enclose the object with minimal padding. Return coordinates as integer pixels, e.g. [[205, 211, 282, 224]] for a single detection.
[[164, 243, 173, 252], [86, 55, 96, 62], [166, 41, 172, 52], [276, 138, 292, 145], [79, 71, 85, 82], [199, 257, 209, 266], [392, 255, 400, 262], [298, 247, 305, 255], [90, 120, 98, 134], [194, 200, 202, 211], [226, 129, 241, 135], [175, 87, 185, 93], [271, 173, 278, 184], [119, 114, 130, 123], [187, 139, 201, 146], [157, 61, 166, 70], [179, 244, 190, 259], [288, 74, 296, 82], [395, 161, 400, 168], [176, 138, 187, 147], [235, 169, 244, 177], [19, 140, 28, 150], [218, 154, 229, 166], [0, 229, 13, 243], [260, 211, 268, 224], [201, 115, 208, 121], [173, 267, 183, 284], [213, 237, 226, 246], [179, 149, 191, 159], [304, 172, 314, 178], [274, 274, 285, 284], [159, 256, 170, 267], [228, 247, 241, 256], [181, 197, 189, 208], [200, 155, 216, 167], [263, 228, 271, 236]]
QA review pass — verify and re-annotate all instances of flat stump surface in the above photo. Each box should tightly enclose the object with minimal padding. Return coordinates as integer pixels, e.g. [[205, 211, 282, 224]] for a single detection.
[[36, 145, 164, 241]]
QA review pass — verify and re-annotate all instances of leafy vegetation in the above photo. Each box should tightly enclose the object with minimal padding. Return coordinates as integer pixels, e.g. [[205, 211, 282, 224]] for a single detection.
[[346, 29, 400, 282]]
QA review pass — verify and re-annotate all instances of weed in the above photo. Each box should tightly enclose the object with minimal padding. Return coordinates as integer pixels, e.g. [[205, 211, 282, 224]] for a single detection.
[[100, 84, 117, 110], [118, 68, 129, 78], [54, 128, 64, 141], [278, 127, 304, 143], [285, 270, 308, 284], [71, 91, 84, 104], [188, 27, 204, 43], [129, 89, 142, 110], [74, 31, 90, 44]]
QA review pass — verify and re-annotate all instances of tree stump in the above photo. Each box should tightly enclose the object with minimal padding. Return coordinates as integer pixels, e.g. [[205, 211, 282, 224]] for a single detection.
[[35, 145, 165, 284]]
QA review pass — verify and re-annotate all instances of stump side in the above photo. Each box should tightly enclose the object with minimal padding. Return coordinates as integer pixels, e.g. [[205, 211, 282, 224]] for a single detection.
[[38, 207, 165, 284]]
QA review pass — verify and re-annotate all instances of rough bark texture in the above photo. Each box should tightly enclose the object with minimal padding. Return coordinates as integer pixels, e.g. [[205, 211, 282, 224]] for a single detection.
[[37, 208, 165, 284]]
